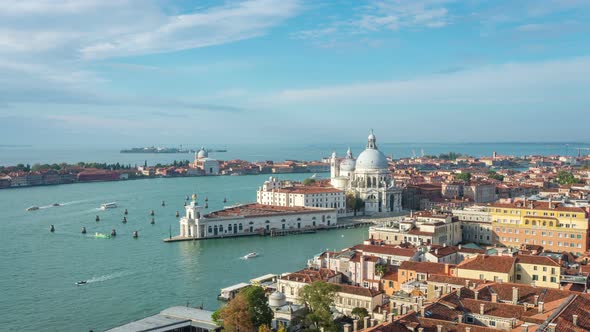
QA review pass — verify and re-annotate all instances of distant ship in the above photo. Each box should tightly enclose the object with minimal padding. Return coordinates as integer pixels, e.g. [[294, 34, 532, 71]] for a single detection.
[[120, 146, 227, 153], [120, 146, 190, 154]]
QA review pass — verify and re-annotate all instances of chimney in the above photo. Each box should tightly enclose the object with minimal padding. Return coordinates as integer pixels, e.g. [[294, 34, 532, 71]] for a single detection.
[[573, 314, 579, 327], [534, 295, 539, 305], [474, 290, 479, 300], [363, 316, 370, 329], [435, 248, 439, 255], [465, 328, 471, 332], [353, 319, 359, 332], [491, 293, 498, 303], [459, 244, 462, 250], [388, 313, 394, 323], [457, 287, 462, 298], [420, 307, 425, 317], [457, 314, 463, 323], [344, 324, 352, 332], [512, 287, 519, 305], [418, 328, 424, 332], [521, 324, 529, 332], [547, 323, 556, 332], [480, 303, 485, 315], [538, 302, 544, 314], [465, 279, 470, 287], [436, 325, 443, 332]]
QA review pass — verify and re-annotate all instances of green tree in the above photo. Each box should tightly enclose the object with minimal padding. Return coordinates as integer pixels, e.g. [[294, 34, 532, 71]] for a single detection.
[[487, 170, 504, 181], [218, 294, 254, 332], [456, 172, 471, 182], [240, 286, 273, 328], [277, 323, 288, 332], [351, 307, 369, 320], [299, 281, 340, 332], [303, 178, 316, 186], [211, 308, 222, 326], [346, 193, 365, 216], [375, 264, 386, 276], [557, 171, 576, 185]]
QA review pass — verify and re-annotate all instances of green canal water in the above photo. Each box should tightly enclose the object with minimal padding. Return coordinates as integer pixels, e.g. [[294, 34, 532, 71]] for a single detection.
[[0, 174, 368, 331]]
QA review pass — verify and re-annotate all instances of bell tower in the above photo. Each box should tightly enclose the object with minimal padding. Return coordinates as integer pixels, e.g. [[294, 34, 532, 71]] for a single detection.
[[367, 129, 377, 149]]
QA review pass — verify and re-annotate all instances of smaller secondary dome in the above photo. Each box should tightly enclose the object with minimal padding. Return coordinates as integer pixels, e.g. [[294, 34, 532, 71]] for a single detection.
[[269, 291, 287, 307], [197, 147, 208, 159], [340, 158, 356, 172]]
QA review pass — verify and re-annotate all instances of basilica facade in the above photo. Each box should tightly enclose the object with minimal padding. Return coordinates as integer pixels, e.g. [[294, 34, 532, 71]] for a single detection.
[[330, 131, 402, 215]]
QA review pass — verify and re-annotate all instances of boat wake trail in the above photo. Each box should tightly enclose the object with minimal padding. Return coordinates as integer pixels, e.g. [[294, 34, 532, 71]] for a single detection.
[[85, 271, 131, 284]]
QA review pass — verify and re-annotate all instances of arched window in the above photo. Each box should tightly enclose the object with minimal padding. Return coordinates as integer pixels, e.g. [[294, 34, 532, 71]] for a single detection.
[[265, 220, 270, 224], [239, 223, 243, 231], [312, 217, 316, 220], [281, 219, 286, 222], [297, 218, 301, 221], [208, 226, 212, 233]]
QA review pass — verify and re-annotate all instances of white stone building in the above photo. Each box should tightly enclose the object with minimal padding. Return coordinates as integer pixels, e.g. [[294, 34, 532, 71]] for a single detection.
[[191, 147, 220, 175], [179, 200, 337, 239], [330, 131, 402, 215], [256, 177, 347, 215], [452, 206, 494, 245]]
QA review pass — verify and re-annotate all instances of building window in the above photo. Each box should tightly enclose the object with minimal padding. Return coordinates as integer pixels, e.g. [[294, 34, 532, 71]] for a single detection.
[[532, 275, 538, 281]]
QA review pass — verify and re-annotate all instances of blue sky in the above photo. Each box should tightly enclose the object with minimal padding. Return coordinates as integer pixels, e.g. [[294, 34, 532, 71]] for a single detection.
[[0, 0, 589, 146]]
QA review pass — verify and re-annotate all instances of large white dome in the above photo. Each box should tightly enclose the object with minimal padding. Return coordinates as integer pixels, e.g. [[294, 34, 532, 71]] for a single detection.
[[355, 149, 388, 170], [197, 147, 208, 159]]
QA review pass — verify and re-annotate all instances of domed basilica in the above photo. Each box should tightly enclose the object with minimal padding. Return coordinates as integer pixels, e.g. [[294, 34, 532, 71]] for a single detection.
[[330, 131, 402, 214]]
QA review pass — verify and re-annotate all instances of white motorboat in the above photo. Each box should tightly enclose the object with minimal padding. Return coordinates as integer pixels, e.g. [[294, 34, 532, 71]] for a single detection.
[[26, 206, 40, 211], [243, 252, 258, 259], [100, 202, 117, 210]]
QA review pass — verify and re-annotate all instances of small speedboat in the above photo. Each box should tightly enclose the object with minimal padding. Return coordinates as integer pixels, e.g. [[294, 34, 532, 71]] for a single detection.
[[100, 202, 117, 210], [243, 252, 258, 259], [26, 206, 39, 211], [75, 281, 87, 286], [52, 203, 61, 207]]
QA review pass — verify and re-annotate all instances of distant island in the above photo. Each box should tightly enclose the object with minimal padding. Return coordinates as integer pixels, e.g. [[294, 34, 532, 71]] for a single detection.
[[120, 146, 227, 154]]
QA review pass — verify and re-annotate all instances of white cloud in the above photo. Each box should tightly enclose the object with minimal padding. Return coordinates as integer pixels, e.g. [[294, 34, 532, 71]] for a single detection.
[[266, 57, 590, 107], [0, 0, 300, 59], [0, 0, 299, 109]]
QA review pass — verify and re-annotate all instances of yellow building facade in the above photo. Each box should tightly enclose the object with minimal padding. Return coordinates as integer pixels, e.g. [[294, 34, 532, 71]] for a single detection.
[[487, 201, 589, 254]]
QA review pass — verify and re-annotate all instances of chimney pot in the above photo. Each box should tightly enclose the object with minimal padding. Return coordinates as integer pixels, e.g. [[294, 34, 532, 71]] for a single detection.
[[538, 301, 544, 314], [491, 293, 498, 303], [512, 286, 519, 305], [418, 328, 424, 332], [534, 295, 539, 305], [344, 324, 352, 332], [480, 303, 485, 315], [547, 323, 556, 332], [474, 290, 479, 300], [522, 323, 529, 332], [573, 314, 578, 327], [353, 320, 359, 332], [437, 325, 443, 332], [364, 316, 370, 329], [457, 314, 463, 323], [465, 328, 471, 332]]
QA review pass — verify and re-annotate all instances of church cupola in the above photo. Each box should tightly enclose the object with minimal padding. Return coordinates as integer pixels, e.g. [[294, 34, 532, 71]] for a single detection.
[[367, 129, 377, 149]]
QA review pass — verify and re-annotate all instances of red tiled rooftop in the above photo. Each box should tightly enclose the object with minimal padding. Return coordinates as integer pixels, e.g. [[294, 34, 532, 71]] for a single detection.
[[204, 203, 334, 218]]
